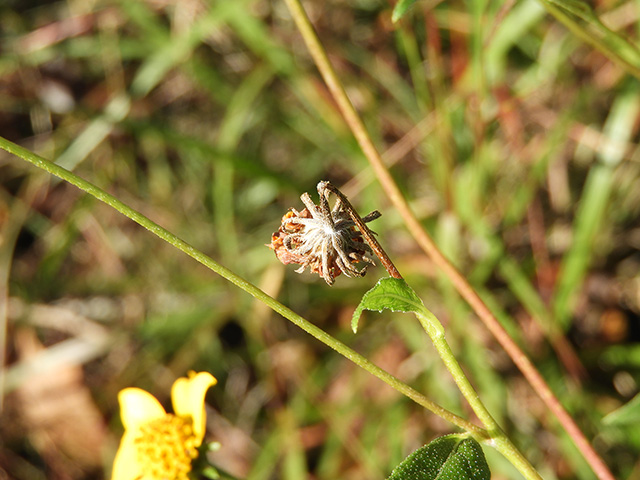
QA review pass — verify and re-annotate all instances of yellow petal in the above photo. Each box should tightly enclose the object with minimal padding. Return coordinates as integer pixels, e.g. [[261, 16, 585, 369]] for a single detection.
[[111, 431, 142, 480], [118, 387, 166, 432], [171, 371, 217, 444]]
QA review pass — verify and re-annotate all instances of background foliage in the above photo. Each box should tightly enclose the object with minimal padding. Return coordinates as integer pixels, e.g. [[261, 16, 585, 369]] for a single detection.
[[1, 0, 640, 478]]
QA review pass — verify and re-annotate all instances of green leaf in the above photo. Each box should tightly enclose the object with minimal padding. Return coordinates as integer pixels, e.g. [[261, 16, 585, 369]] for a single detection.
[[352, 278, 425, 332], [602, 393, 640, 426], [392, 0, 419, 23], [387, 435, 490, 480]]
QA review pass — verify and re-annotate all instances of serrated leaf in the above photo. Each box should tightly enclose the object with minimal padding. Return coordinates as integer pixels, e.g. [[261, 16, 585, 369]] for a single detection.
[[392, 0, 419, 22], [387, 435, 490, 480], [352, 278, 425, 332]]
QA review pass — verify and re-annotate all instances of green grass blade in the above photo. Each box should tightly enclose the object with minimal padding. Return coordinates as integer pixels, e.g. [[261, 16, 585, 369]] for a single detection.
[[130, 7, 227, 97], [553, 87, 640, 328], [56, 94, 131, 171], [539, 0, 640, 78], [392, 0, 419, 23]]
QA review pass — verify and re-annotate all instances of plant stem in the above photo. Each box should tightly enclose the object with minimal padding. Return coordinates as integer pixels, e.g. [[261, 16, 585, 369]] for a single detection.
[[415, 309, 542, 480], [319, 181, 402, 279], [0, 135, 487, 442], [281, 1, 614, 479]]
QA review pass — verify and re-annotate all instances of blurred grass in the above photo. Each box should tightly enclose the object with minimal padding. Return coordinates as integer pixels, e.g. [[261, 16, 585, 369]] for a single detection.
[[1, 0, 640, 479]]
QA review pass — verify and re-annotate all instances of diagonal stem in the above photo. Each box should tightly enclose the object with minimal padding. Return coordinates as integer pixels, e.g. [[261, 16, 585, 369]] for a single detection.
[[281, 1, 615, 479], [0, 135, 488, 443], [318, 181, 402, 280]]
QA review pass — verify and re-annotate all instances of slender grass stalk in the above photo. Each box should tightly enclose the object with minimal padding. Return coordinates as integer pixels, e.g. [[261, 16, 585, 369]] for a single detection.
[[539, 0, 640, 80], [281, 1, 615, 479], [0, 177, 43, 411], [0, 135, 487, 441]]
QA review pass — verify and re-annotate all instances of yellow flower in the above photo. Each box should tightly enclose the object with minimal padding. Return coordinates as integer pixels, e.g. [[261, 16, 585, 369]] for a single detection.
[[111, 371, 217, 480]]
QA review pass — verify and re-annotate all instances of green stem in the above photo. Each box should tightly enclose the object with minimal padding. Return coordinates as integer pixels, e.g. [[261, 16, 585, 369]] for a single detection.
[[415, 309, 542, 480], [281, 0, 542, 476], [0, 135, 487, 441]]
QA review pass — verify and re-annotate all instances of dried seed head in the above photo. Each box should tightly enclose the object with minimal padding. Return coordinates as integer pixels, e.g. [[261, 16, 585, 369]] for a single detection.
[[269, 185, 380, 286]]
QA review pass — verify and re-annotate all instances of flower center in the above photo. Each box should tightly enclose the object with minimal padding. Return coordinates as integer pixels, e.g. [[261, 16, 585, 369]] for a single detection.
[[323, 223, 338, 237], [133, 413, 199, 480]]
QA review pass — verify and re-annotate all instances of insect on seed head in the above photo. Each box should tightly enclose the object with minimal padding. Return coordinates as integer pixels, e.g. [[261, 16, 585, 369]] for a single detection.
[[268, 182, 380, 285]]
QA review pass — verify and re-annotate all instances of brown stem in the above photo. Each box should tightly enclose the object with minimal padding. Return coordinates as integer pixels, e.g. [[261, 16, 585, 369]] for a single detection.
[[318, 181, 403, 280], [282, 1, 615, 479]]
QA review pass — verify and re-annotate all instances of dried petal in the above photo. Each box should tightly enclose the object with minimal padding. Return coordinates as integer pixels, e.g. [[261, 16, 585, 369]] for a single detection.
[[268, 188, 378, 285]]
